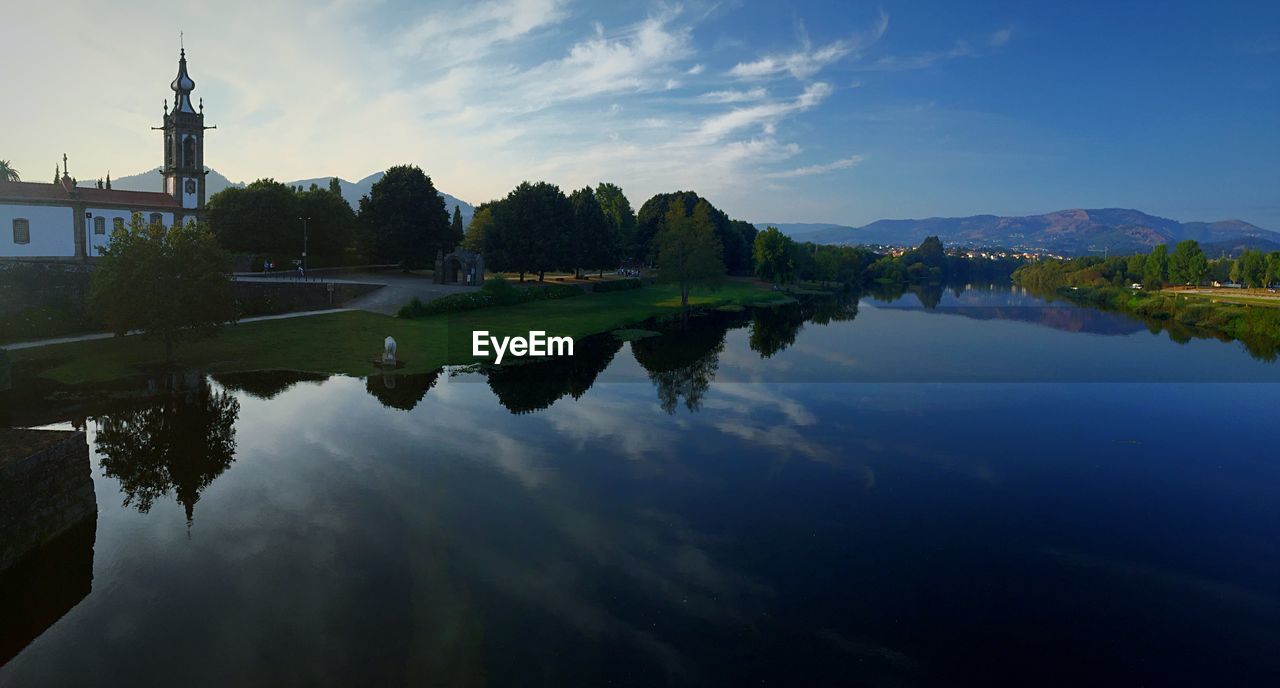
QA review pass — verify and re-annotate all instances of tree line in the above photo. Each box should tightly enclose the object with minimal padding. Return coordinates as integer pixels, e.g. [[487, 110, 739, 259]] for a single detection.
[[752, 231, 1024, 288], [207, 165, 462, 269], [1013, 239, 1280, 291]]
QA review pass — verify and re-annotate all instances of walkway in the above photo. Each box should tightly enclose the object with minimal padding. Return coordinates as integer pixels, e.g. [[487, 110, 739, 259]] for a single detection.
[[237, 270, 479, 315]]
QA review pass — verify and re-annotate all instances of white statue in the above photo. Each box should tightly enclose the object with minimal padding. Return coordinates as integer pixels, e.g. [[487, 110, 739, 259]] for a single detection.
[[383, 336, 397, 366]]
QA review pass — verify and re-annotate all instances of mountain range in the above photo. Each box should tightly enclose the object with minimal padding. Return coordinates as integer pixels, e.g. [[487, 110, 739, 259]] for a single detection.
[[758, 209, 1280, 256], [96, 168, 475, 225]]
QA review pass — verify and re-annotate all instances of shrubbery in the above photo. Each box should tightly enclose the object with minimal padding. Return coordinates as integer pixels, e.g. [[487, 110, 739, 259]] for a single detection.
[[397, 277, 585, 318]]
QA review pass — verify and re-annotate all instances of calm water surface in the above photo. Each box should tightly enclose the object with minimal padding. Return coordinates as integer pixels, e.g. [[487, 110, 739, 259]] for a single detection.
[[2, 285, 1279, 686]]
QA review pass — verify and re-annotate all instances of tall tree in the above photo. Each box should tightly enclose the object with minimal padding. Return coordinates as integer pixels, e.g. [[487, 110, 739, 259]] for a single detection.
[[451, 206, 465, 244], [595, 182, 636, 263], [655, 200, 725, 312], [0, 160, 18, 182], [1239, 249, 1267, 288], [1143, 244, 1169, 289], [463, 204, 494, 253], [753, 226, 795, 286], [296, 183, 358, 263], [1266, 252, 1280, 288], [207, 179, 296, 255], [90, 217, 236, 359], [485, 181, 573, 281], [637, 191, 751, 274], [1169, 239, 1208, 286], [357, 165, 451, 268], [569, 186, 613, 277]]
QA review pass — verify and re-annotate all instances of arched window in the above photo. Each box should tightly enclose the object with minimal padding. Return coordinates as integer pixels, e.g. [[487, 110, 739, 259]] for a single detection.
[[113, 217, 125, 232], [12, 218, 30, 244], [94, 216, 106, 235], [182, 136, 196, 169], [150, 213, 164, 227], [165, 134, 173, 168]]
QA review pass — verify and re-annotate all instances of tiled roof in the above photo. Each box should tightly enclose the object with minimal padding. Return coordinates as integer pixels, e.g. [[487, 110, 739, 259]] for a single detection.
[[0, 180, 182, 209]]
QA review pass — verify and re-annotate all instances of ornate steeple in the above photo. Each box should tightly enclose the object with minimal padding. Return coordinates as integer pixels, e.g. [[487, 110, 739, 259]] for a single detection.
[[154, 40, 214, 221], [171, 48, 197, 114]]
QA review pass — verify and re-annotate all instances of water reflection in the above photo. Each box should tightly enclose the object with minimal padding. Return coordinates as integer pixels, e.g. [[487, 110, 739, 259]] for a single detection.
[[365, 370, 442, 411], [485, 334, 623, 414], [211, 370, 330, 400], [94, 377, 239, 525], [0, 516, 95, 667], [632, 315, 733, 413]]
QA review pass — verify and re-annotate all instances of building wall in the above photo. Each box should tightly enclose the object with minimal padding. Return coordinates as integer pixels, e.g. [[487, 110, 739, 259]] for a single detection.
[[0, 204, 75, 258], [83, 208, 174, 256]]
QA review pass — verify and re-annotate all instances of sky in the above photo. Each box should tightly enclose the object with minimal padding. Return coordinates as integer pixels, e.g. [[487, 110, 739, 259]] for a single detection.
[[2, 0, 1278, 227]]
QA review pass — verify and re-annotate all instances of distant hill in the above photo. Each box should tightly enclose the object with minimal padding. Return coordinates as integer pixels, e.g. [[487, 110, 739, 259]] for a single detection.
[[758, 209, 1279, 255], [101, 168, 474, 226]]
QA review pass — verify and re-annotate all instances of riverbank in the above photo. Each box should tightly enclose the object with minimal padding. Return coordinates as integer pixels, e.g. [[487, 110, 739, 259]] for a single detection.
[[9, 280, 790, 385], [1016, 282, 1280, 360]]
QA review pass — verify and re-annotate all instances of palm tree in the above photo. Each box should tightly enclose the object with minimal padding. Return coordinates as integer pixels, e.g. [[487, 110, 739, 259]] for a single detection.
[[0, 160, 19, 182]]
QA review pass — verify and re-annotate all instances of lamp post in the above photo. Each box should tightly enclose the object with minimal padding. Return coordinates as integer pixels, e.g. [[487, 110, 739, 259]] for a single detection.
[[299, 216, 310, 272]]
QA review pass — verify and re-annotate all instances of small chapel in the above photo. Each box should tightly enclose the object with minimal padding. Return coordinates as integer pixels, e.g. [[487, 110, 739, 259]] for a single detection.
[[0, 47, 212, 261]]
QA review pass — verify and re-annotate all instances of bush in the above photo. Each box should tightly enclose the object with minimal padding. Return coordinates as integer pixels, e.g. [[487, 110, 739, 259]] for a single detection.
[[592, 278, 643, 293]]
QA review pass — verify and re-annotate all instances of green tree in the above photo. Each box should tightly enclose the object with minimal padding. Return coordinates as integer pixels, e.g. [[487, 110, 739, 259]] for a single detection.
[[636, 191, 751, 274], [328, 177, 343, 196], [655, 200, 725, 312], [1266, 252, 1280, 288], [568, 186, 614, 277], [206, 179, 297, 256], [1142, 244, 1169, 289], [1239, 249, 1267, 288], [357, 165, 452, 268], [1169, 239, 1208, 286], [753, 226, 795, 285], [0, 160, 18, 182], [90, 216, 236, 359], [296, 183, 358, 264], [451, 206, 464, 242], [485, 181, 573, 281], [595, 182, 636, 264], [463, 204, 494, 253]]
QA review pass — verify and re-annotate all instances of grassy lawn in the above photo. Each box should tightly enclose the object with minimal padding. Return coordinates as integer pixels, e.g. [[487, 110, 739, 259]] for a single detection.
[[13, 280, 786, 385]]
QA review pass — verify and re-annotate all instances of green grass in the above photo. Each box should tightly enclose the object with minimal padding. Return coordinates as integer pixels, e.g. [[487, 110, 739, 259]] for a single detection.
[[13, 280, 786, 385], [1166, 290, 1280, 309]]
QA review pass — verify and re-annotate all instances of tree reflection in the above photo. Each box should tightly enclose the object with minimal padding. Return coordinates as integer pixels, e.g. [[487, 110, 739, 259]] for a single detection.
[[632, 318, 729, 413], [94, 379, 239, 525], [365, 370, 442, 411], [211, 370, 330, 400], [749, 304, 807, 358], [487, 334, 623, 414]]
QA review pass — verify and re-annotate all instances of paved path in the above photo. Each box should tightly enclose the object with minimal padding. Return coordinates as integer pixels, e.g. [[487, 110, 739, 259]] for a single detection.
[[234, 271, 479, 315], [2, 308, 352, 351]]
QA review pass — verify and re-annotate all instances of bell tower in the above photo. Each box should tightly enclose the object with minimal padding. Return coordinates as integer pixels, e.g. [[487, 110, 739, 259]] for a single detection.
[[157, 41, 213, 225]]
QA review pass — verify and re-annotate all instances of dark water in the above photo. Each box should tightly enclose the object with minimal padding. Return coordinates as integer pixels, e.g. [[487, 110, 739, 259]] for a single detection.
[[2, 285, 1279, 686]]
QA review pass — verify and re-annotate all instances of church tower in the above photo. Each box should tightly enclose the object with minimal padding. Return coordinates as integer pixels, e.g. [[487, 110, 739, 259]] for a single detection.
[[158, 45, 212, 224]]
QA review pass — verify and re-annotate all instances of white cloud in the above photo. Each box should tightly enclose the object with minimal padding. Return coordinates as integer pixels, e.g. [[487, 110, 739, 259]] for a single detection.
[[394, 0, 569, 64], [764, 154, 864, 179], [728, 10, 889, 80], [989, 27, 1013, 47], [686, 63, 705, 75], [698, 87, 767, 103], [694, 82, 832, 142]]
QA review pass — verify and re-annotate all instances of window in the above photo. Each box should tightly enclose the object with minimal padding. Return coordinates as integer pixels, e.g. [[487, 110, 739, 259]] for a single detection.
[[150, 213, 164, 227], [113, 217, 125, 231], [12, 218, 30, 244], [94, 216, 106, 235]]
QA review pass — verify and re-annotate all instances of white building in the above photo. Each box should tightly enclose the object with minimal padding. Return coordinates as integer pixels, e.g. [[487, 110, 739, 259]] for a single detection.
[[1, 48, 211, 261]]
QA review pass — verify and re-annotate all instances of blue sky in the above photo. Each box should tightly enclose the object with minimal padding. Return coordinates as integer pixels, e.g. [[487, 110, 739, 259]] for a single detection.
[[2, 0, 1277, 226]]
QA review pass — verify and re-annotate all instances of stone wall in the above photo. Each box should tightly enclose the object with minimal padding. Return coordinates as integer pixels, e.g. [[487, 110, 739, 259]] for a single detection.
[[0, 261, 92, 317], [0, 430, 96, 572]]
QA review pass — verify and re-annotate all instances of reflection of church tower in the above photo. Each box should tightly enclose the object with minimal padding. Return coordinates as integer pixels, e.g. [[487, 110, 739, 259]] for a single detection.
[[158, 45, 212, 226]]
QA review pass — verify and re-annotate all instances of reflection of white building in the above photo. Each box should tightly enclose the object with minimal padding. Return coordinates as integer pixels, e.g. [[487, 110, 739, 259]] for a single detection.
[[0, 48, 211, 261]]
